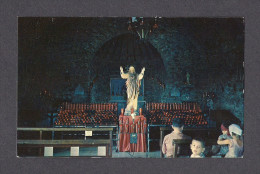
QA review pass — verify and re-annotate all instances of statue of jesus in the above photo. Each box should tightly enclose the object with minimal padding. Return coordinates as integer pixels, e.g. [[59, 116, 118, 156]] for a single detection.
[[120, 66, 145, 115]]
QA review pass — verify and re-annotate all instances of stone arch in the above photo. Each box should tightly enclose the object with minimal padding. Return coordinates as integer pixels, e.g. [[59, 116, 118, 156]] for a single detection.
[[90, 33, 166, 103]]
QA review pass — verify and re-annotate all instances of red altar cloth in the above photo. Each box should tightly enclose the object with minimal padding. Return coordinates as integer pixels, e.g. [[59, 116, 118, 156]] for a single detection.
[[118, 115, 147, 152]]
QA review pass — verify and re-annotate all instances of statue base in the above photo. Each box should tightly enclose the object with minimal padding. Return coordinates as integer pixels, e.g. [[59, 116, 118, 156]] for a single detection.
[[120, 108, 143, 117], [124, 109, 138, 116]]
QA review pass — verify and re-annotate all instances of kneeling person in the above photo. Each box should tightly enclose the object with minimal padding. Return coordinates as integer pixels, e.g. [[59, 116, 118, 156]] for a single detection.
[[162, 118, 191, 158]]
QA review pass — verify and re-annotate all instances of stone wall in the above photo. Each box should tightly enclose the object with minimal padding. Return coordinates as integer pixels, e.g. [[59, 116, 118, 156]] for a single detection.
[[18, 18, 244, 123]]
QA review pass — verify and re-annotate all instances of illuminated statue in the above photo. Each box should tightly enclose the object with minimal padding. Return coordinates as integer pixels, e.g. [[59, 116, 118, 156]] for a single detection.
[[120, 66, 145, 115]]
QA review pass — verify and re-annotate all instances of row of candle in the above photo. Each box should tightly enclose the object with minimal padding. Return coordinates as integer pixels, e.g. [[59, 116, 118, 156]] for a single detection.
[[57, 114, 117, 121], [61, 102, 118, 111], [149, 119, 208, 125], [148, 111, 204, 118], [146, 102, 202, 112], [148, 113, 208, 126], [55, 117, 118, 126], [55, 122, 116, 126], [55, 109, 118, 126], [59, 110, 117, 114]]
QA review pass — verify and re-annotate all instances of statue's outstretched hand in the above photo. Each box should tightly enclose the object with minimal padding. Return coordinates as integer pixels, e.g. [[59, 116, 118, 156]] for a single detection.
[[120, 66, 123, 72], [142, 67, 145, 72]]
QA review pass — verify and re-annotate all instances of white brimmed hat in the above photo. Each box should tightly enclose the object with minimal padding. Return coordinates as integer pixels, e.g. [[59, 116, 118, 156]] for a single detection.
[[229, 124, 243, 136]]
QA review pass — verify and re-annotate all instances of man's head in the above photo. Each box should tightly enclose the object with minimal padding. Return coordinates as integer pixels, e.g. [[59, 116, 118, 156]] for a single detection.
[[190, 137, 205, 156], [171, 118, 184, 132], [129, 66, 135, 73]]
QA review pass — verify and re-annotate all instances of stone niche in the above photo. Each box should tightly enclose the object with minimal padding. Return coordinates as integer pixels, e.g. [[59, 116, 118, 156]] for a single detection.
[[72, 84, 87, 103]]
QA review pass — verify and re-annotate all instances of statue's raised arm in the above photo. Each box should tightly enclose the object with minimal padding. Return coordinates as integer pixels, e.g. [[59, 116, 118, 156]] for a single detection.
[[120, 66, 129, 79], [138, 67, 145, 80]]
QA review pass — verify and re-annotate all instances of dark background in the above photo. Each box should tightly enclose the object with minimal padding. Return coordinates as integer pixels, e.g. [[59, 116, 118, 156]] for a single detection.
[[1, 0, 259, 174], [18, 17, 244, 127]]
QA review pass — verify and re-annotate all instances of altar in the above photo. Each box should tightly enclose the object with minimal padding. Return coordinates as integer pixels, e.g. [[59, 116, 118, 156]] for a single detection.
[[118, 108, 147, 152]]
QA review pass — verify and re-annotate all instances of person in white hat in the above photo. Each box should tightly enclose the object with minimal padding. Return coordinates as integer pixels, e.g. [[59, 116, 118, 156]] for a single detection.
[[217, 124, 243, 158]]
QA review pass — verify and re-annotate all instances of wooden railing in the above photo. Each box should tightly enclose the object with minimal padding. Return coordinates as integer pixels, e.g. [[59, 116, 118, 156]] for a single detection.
[[17, 127, 114, 157]]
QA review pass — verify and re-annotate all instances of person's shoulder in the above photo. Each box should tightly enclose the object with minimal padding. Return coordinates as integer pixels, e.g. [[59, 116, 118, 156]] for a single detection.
[[164, 133, 171, 139], [163, 133, 172, 141]]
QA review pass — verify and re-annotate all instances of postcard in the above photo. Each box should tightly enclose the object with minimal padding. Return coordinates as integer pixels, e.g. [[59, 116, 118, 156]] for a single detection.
[[18, 17, 244, 158]]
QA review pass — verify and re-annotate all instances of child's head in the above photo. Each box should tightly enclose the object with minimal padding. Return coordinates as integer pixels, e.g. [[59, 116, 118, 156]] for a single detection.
[[171, 118, 184, 132], [221, 121, 231, 136], [229, 124, 242, 139], [190, 137, 205, 156]]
